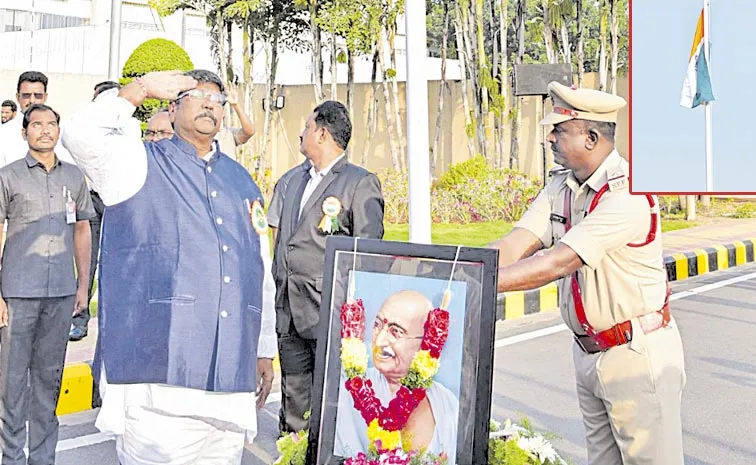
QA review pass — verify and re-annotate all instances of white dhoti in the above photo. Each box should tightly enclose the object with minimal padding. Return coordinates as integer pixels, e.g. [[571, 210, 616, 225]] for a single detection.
[[97, 368, 259, 465]]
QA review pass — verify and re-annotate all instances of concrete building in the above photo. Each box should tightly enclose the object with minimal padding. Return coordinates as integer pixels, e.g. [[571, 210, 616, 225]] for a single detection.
[[0, 0, 459, 84]]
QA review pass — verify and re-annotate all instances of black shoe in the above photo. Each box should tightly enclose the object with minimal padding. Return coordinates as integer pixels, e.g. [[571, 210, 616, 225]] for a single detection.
[[69, 326, 87, 341]]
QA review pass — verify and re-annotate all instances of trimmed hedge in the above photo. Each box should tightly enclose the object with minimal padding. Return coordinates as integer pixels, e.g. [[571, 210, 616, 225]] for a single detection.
[[120, 38, 194, 123]]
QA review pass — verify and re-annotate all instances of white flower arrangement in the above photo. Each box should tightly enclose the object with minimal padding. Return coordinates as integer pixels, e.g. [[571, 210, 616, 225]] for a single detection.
[[488, 417, 570, 465]]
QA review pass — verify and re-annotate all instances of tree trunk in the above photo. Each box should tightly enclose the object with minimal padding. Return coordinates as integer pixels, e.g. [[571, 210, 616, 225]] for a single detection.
[[310, 1, 324, 103], [453, 7, 477, 161], [217, 10, 228, 83], [542, 0, 557, 64], [498, 0, 509, 169], [608, 0, 619, 94], [346, 47, 355, 160], [387, 22, 406, 172], [560, 21, 571, 65], [473, 0, 491, 161], [575, 0, 584, 85], [459, 3, 486, 159], [685, 195, 697, 220], [378, 35, 401, 172], [330, 31, 338, 100], [240, 19, 254, 170], [431, 0, 450, 176], [700, 195, 711, 209], [363, 45, 380, 166], [226, 20, 234, 83], [258, 31, 280, 180], [510, 0, 525, 169], [598, 0, 608, 91]]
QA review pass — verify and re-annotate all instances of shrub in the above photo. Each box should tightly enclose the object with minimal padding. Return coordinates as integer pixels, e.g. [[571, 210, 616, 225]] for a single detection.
[[733, 202, 756, 219], [120, 38, 194, 123], [377, 164, 539, 225], [435, 155, 491, 190]]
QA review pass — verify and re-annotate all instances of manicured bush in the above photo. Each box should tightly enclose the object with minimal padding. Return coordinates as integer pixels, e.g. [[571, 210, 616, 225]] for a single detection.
[[377, 160, 540, 225], [119, 38, 194, 123]]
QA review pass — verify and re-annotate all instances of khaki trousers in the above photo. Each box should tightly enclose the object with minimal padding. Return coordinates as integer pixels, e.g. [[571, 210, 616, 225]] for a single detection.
[[572, 317, 686, 465]]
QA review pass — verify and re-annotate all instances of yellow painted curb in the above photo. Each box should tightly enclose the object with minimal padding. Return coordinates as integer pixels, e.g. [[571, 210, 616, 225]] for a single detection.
[[693, 248, 709, 275], [733, 241, 746, 266], [672, 253, 689, 280], [539, 282, 558, 311], [56, 363, 92, 416], [503, 291, 525, 320], [713, 244, 728, 271]]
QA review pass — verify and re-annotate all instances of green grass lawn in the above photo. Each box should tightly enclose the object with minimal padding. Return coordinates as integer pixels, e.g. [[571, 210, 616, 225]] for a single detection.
[[384, 221, 513, 247], [384, 218, 697, 247]]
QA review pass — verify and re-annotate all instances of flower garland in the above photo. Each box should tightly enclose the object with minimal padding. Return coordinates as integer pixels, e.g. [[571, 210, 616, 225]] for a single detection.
[[340, 297, 451, 457]]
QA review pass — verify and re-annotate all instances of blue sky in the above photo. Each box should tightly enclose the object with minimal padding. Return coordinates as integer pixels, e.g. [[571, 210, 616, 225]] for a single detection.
[[631, 0, 756, 193]]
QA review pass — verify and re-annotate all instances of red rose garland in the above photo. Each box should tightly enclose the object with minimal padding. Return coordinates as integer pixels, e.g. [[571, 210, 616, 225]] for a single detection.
[[339, 297, 451, 454]]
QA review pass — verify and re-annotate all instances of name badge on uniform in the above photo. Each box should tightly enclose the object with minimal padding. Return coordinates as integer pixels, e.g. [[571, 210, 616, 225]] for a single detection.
[[64, 188, 76, 225], [607, 168, 628, 192]]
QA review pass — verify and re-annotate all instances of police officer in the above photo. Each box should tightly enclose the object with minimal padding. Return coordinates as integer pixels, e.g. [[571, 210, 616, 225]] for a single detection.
[[491, 82, 686, 465]]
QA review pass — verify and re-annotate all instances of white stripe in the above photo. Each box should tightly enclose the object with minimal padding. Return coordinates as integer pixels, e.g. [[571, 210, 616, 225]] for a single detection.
[[681, 39, 704, 108], [55, 269, 756, 452], [55, 432, 113, 452], [668, 271, 756, 301], [494, 324, 569, 348]]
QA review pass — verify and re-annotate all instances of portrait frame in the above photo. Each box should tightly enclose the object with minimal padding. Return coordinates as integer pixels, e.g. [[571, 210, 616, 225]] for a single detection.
[[307, 237, 499, 465]]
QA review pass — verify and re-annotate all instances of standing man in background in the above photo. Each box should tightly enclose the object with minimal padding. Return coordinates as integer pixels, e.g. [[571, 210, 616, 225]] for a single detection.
[[273, 100, 385, 434], [1, 101, 16, 125], [0, 103, 94, 465]]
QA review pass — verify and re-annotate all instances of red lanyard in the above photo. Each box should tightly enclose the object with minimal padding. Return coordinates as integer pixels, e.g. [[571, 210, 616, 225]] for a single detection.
[[563, 185, 659, 336]]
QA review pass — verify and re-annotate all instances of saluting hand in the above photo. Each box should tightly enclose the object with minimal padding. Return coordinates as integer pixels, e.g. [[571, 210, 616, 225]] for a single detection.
[[255, 357, 274, 409], [141, 71, 199, 101]]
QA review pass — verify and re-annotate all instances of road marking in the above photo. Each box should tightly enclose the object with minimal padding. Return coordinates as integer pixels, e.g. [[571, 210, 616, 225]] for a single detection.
[[55, 269, 756, 453], [668, 271, 756, 301], [56, 432, 113, 452]]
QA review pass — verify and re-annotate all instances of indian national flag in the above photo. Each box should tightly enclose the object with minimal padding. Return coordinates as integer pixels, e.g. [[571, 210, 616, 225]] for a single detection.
[[680, 9, 715, 108]]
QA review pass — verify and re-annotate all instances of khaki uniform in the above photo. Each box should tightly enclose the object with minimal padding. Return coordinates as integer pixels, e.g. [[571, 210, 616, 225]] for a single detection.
[[515, 83, 686, 465]]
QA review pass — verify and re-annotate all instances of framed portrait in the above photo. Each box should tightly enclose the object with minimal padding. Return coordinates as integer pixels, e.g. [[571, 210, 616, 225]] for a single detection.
[[307, 237, 499, 465]]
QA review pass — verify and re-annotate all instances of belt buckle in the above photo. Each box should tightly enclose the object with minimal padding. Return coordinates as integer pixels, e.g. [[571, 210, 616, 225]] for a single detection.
[[613, 323, 633, 346], [574, 334, 589, 353]]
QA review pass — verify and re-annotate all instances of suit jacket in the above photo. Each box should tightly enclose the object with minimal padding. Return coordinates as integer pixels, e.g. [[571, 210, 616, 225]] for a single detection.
[[272, 156, 384, 339]]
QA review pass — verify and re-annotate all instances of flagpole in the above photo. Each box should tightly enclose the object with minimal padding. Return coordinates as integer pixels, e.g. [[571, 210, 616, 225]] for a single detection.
[[703, 0, 714, 192]]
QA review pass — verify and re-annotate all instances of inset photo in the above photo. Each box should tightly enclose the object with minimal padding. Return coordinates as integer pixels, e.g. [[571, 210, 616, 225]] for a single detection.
[[631, 0, 756, 193]]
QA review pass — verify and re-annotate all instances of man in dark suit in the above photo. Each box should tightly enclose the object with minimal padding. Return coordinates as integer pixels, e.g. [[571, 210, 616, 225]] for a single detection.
[[272, 100, 384, 433]]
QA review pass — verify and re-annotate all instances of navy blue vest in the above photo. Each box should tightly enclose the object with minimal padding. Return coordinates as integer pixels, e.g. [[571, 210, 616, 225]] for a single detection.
[[97, 136, 264, 393]]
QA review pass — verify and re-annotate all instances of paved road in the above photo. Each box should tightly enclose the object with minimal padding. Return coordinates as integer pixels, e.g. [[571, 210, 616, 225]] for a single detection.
[[53, 263, 756, 465]]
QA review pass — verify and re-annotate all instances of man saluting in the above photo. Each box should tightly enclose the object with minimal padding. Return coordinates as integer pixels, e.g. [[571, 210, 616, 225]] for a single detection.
[[62, 70, 276, 465]]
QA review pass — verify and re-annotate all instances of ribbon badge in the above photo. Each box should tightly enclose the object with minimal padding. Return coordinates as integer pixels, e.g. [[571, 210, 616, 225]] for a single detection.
[[250, 200, 268, 235], [318, 196, 342, 234]]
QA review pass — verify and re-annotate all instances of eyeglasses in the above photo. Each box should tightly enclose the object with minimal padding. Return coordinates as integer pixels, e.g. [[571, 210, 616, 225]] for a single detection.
[[373, 317, 423, 344], [176, 89, 227, 106], [144, 130, 174, 138], [19, 93, 45, 100]]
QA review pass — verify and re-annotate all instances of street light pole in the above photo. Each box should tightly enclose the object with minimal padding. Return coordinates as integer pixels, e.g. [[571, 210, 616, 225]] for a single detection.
[[108, 0, 123, 81], [405, 1, 431, 244]]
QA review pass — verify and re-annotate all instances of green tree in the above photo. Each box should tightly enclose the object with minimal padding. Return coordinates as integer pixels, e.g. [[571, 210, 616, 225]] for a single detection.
[[120, 38, 194, 123]]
